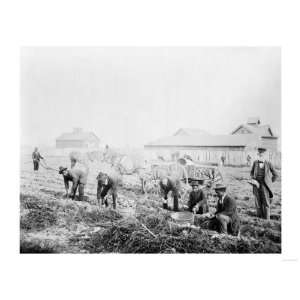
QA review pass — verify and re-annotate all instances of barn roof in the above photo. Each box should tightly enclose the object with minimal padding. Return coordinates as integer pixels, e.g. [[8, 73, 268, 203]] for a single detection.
[[231, 124, 275, 137], [145, 133, 259, 148], [56, 130, 100, 141], [173, 128, 209, 136]]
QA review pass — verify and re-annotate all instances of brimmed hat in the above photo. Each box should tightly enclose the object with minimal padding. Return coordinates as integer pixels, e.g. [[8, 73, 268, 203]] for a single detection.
[[190, 180, 199, 187], [59, 166, 68, 174], [256, 143, 267, 152], [189, 178, 205, 185], [214, 183, 226, 191], [257, 147, 267, 152]]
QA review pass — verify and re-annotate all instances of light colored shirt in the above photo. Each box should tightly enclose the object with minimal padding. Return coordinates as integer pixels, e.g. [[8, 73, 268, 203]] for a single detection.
[[220, 193, 227, 205]]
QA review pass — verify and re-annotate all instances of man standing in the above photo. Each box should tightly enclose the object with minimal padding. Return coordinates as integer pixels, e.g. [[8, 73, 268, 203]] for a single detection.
[[59, 166, 88, 201], [250, 146, 278, 220], [246, 154, 252, 167], [96, 172, 119, 209], [188, 180, 208, 214], [208, 183, 240, 236], [220, 155, 226, 167], [32, 147, 44, 171], [159, 176, 180, 211], [103, 145, 118, 166]]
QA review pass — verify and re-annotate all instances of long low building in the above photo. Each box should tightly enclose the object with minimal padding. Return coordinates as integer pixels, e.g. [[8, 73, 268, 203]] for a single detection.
[[144, 118, 280, 167]]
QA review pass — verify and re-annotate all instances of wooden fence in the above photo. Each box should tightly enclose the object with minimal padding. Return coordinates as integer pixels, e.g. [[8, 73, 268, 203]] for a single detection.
[[181, 149, 281, 168], [146, 148, 281, 169]]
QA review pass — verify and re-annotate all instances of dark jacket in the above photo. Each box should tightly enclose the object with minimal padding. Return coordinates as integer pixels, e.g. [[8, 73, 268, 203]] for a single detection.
[[216, 195, 240, 235], [32, 151, 43, 161], [97, 174, 117, 191], [96, 173, 118, 200], [250, 160, 278, 194], [188, 189, 205, 211]]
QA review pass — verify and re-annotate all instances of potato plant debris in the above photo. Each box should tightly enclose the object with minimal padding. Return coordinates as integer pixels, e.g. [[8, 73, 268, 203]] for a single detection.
[[20, 155, 281, 253]]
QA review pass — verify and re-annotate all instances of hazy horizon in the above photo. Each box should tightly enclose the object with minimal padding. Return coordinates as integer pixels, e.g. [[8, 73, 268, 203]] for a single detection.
[[21, 47, 281, 148]]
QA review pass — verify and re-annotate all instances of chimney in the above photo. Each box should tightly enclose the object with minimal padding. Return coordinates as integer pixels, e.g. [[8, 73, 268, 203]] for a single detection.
[[247, 117, 260, 126]]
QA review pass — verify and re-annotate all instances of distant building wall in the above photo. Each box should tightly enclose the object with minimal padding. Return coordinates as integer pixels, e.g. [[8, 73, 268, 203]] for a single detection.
[[84, 140, 100, 148], [56, 139, 100, 149], [56, 140, 85, 148], [144, 146, 281, 168], [260, 137, 278, 151]]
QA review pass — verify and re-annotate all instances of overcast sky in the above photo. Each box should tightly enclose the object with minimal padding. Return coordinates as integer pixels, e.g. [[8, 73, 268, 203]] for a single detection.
[[21, 47, 281, 148]]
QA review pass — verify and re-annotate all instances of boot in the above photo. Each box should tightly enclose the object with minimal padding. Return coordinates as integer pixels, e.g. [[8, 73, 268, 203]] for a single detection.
[[101, 198, 108, 207]]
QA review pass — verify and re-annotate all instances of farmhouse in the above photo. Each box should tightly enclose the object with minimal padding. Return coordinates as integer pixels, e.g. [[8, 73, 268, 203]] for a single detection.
[[144, 118, 280, 166], [231, 117, 278, 150], [56, 128, 100, 149]]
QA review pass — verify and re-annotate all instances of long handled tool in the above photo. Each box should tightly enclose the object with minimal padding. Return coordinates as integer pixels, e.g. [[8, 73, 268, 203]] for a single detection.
[[39, 159, 59, 172]]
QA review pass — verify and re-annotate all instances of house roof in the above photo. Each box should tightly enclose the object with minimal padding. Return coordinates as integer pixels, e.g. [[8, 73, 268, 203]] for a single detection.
[[231, 124, 276, 137], [174, 128, 209, 136], [145, 133, 259, 148], [56, 131, 100, 141]]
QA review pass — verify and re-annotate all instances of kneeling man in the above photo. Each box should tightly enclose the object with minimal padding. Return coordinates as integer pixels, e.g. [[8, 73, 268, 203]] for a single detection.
[[209, 183, 240, 236], [188, 180, 208, 214]]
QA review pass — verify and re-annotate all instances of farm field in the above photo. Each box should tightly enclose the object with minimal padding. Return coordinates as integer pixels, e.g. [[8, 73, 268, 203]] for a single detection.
[[20, 154, 281, 253]]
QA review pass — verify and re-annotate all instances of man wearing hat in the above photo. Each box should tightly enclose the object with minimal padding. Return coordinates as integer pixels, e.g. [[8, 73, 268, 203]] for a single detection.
[[59, 166, 88, 201], [208, 183, 240, 235], [250, 146, 278, 220], [188, 180, 208, 214]]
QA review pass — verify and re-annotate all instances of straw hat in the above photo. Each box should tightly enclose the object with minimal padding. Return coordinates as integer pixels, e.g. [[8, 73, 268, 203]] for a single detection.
[[214, 183, 227, 191]]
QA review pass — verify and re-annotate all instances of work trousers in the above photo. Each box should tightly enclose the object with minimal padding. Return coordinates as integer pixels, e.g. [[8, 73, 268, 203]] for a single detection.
[[209, 214, 232, 234], [33, 160, 39, 171], [253, 183, 271, 220], [72, 183, 85, 201], [97, 182, 117, 209], [162, 192, 179, 211]]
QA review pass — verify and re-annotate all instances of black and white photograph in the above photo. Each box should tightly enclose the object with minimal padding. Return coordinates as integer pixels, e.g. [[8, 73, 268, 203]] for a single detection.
[[20, 47, 281, 254], [2, 1, 300, 300]]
